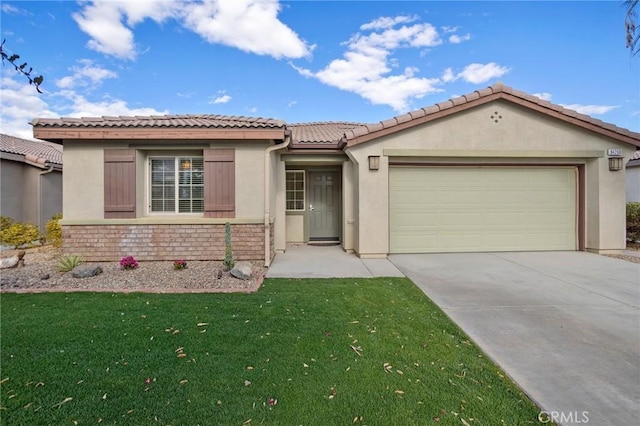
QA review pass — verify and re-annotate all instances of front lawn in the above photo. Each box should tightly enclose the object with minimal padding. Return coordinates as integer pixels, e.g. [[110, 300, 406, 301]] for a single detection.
[[1, 278, 541, 425]]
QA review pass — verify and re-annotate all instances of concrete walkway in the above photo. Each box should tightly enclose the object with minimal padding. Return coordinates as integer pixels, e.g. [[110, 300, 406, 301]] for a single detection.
[[389, 251, 640, 426], [266, 244, 404, 278]]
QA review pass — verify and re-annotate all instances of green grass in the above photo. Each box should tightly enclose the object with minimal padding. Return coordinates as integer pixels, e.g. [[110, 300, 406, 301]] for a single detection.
[[1, 278, 542, 425]]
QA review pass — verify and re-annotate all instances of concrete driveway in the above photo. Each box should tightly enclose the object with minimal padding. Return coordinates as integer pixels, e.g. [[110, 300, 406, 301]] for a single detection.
[[389, 252, 639, 426]]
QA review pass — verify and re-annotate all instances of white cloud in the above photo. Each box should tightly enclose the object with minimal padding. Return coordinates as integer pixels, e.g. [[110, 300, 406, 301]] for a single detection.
[[0, 76, 57, 139], [528, 92, 619, 115], [441, 25, 458, 34], [287, 100, 297, 108], [73, 0, 311, 60], [212, 94, 231, 104], [294, 16, 443, 111], [55, 60, 117, 89], [1, 4, 27, 15], [360, 15, 418, 31], [440, 62, 509, 85], [560, 104, 619, 115], [73, 2, 137, 59], [457, 62, 510, 84], [0, 72, 167, 138], [441, 67, 456, 83], [449, 33, 471, 44], [533, 92, 553, 101], [182, 0, 311, 59], [64, 94, 167, 118]]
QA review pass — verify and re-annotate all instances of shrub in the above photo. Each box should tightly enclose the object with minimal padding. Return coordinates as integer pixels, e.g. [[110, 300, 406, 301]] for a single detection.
[[57, 254, 84, 272], [45, 212, 63, 247], [173, 260, 187, 270], [223, 222, 234, 271], [120, 256, 139, 270], [627, 202, 640, 243], [0, 216, 14, 230], [0, 220, 40, 249]]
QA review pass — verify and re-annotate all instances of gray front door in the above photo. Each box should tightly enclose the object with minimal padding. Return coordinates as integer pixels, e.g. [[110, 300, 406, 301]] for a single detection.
[[308, 171, 340, 240]]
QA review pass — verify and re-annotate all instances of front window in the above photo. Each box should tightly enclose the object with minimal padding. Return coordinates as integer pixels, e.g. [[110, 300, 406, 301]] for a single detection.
[[150, 157, 204, 213], [286, 170, 305, 211]]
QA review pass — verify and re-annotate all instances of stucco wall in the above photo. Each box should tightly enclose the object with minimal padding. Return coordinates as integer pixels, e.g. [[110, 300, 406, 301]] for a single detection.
[[1, 159, 24, 221], [0, 158, 62, 230], [627, 165, 640, 202], [62, 140, 269, 222], [347, 100, 636, 255], [342, 160, 355, 252], [63, 142, 107, 220], [40, 170, 62, 229]]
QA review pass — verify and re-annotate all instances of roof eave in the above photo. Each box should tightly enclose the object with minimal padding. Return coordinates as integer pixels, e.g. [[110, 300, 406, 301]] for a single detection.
[[32, 127, 286, 142], [346, 91, 640, 148]]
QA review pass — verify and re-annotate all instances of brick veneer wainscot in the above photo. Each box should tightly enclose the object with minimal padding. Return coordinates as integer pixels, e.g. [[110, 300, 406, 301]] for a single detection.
[[62, 224, 268, 261]]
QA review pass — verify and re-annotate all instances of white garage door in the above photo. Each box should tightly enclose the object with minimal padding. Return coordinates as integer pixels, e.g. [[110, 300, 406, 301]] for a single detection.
[[389, 166, 577, 253]]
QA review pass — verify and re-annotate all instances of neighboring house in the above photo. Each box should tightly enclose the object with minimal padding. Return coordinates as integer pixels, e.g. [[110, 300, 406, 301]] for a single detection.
[[31, 83, 640, 264], [626, 150, 640, 202], [0, 133, 63, 231]]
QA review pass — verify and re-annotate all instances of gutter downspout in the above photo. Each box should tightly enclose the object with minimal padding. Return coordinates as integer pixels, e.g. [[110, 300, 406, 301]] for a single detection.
[[38, 162, 56, 231], [264, 130, 291, 267]]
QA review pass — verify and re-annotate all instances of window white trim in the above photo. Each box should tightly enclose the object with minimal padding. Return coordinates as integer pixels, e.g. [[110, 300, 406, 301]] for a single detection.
[[147, 156, 204, 215], [286, 170, 305, 211]]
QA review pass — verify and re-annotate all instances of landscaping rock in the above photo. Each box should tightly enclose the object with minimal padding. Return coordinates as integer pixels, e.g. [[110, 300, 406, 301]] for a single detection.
[[230, 262, 252, 280], [72, 264, 103, 278], [0, 250, 26, 269], [40, 273, 50, 280], [0, 276, 20, 287]]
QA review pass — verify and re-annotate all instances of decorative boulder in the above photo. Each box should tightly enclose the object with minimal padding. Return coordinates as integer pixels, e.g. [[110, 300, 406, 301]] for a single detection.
[[230, 262, 252, 280], [0, 250, 26, 269], [72, 264, 103, 278]]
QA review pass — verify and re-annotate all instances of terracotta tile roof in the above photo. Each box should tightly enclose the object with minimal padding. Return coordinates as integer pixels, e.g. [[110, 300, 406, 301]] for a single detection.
[[344, 82, 640, 147], [289, 122, 366, 149], [31, 114, 285, 129], [0, 133, 62, 166]]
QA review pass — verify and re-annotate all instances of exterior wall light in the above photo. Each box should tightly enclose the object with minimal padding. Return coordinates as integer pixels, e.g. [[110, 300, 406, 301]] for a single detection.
[[368, 155, 380, 171], [608, 157, 623, 171], [607, 149, 624, 172]]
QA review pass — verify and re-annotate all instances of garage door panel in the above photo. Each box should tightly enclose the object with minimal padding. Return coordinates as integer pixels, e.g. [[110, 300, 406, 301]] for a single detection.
[[389, 167, 577, 253]]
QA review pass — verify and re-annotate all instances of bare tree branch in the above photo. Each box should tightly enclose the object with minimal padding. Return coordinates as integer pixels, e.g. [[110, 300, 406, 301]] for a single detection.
[[625, 0, 639, 55], [0, 39, 44, 93]]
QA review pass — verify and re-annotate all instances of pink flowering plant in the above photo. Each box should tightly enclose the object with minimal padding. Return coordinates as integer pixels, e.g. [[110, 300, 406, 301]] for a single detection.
[[173, 260, 187, 270], [119, 255, 138, 270]]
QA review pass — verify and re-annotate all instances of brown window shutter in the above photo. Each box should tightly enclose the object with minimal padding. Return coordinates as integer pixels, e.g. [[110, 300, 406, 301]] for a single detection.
[[204, 149, 235, 218], [104, 149, 136, 219]]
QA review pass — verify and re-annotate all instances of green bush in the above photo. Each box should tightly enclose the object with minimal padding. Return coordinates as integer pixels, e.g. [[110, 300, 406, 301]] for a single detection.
[[627, 202, 640, 243], [0, 221, 41, 249], [0, 216, 14, 230], [45, 212, 63, 247], [57, 254, 84, 272]]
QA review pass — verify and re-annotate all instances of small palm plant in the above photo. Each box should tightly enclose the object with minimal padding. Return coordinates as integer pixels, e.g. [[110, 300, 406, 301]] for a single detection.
[[57, 254, 84, 272]]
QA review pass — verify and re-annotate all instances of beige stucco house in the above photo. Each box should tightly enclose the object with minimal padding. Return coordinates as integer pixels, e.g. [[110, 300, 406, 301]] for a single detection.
[[32, 83, 640, 264], [0, 133, 63, 231]]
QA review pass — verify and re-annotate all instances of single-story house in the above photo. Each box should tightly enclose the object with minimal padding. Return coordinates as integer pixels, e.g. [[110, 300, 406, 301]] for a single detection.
[[31, 83, 640, 264], [0, 133, 63, 231], [626, 150, 640, 202]]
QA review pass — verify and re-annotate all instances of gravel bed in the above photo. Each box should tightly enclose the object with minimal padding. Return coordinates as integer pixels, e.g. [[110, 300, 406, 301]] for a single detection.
[[0, 247, 266, 293], [603, 254, 640, 264]]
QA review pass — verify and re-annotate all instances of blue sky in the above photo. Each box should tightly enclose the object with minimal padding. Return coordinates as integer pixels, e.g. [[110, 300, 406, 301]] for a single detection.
[[1, 0, 638, 139]]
